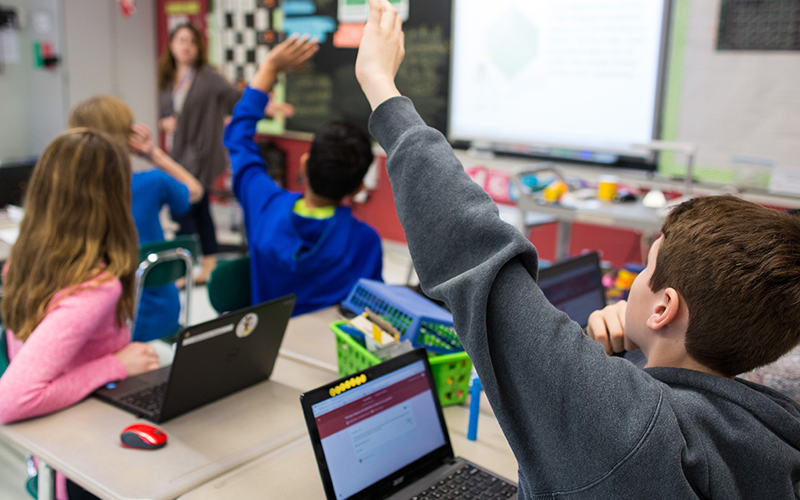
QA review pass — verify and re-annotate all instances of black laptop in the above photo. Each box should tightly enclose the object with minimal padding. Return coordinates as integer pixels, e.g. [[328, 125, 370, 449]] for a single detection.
[[95, 295, 296, 423], [538, 252, 606, 329], [301, 349, 518, 500]]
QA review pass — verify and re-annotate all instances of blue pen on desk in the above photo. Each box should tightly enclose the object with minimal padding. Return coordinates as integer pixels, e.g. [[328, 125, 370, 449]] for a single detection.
[[467, 376, 482, 441]]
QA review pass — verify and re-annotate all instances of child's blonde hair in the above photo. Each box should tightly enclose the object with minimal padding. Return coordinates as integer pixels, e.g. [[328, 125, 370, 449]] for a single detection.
[[68, 95, 135, 149]]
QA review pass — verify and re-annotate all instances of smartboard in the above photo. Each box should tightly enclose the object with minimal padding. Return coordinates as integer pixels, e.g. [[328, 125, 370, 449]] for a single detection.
[[449, 0, 671, 168]]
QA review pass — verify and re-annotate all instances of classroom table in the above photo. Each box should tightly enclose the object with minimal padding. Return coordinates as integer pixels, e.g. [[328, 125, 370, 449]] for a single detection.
[[0, 307, 518, 500], [0, 210, 18, 264], [177, 405, 519, 500], [515, 196, 665, 263], [0, 354, 334, 500]]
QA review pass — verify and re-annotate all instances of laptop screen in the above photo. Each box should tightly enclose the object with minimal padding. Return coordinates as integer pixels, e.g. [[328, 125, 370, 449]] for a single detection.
[[538, 253, 606, 328], [310, 359, 447, 500]]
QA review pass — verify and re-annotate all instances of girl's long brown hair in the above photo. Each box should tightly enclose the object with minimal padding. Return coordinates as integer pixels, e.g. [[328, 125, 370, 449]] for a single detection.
[[0, 129, 138, 342], [157, 23, 207, 90]]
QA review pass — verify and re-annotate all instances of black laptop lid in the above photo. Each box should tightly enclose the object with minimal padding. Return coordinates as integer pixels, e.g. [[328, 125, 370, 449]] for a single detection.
[[538, 252, 606, 328], [301, 349, 454, 500], [159, 294, 296, 421]]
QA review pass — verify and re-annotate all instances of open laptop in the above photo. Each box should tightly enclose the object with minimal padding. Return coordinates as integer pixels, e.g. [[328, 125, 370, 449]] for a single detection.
[[95, 295, 296, 423], [538, 252, 606, 329], [301, 348, 518, 500]]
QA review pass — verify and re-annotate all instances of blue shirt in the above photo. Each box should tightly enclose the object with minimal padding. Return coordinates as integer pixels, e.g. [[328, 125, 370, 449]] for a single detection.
[[131, 170, 190, 341], [224, 87, 383, 316]]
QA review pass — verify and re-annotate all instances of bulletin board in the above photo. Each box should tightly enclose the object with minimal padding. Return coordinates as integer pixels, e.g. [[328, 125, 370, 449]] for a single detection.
[[717, 0, 800, 51]]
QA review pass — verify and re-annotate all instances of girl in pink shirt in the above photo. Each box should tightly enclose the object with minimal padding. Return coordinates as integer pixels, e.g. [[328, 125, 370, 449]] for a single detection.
[[0, 129, 161, 500]]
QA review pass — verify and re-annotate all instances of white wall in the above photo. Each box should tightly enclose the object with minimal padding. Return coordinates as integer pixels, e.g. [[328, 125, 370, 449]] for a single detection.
[[0, 0, 67, 161], [0, 0, 158, 165], [63, 0, 158, 170], [673, 0, 800, 177]]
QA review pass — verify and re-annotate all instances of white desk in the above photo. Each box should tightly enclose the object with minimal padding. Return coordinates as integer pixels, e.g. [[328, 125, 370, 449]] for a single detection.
[[0, 355, 334, 500], [515, 197, 665, 262], [0, 308, 518, 500], [178, 405, 518, 500], [0, 211, 17, 264]]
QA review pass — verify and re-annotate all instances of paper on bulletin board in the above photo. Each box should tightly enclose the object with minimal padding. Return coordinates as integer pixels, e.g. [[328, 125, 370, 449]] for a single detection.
[[768, 166, 800, 197]]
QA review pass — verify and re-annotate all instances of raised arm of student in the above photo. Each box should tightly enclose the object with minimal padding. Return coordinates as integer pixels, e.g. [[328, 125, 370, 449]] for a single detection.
[[130, 123, 204, 203], [224, 35, 317, 216], [0, 279, 159, 424], [356, 0, 669, 495]]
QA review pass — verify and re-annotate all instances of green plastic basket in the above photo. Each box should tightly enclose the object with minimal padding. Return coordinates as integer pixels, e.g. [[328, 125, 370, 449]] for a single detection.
[[331, 321, 472, 406]]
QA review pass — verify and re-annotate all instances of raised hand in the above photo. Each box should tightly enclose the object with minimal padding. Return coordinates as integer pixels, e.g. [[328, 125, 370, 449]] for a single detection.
[[355, 0, 405, 110], [251, 34, 319, 92]]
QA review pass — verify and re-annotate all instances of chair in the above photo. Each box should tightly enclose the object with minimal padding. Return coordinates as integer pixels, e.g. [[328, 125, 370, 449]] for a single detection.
[[207, 256, 251, 314], [0, 328, 8, 379], [133, 236, 199, 340]]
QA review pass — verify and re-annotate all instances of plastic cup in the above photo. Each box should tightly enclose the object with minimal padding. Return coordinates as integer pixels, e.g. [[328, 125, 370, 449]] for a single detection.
[[597, 174, 619, 201]]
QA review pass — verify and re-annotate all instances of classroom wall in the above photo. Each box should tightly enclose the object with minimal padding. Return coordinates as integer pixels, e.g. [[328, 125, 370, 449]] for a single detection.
[[0, 0, 67, 161], [661, 0, 800, 185], [63, 0, 159, 165], [0, 1, 158, 166]]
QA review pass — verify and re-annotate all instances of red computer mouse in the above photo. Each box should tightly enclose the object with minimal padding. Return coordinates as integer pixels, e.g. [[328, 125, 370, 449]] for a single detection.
[[120, 424, 168, 450]]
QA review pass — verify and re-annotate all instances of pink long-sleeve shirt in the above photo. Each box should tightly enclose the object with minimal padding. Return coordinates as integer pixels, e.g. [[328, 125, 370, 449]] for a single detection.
[[0, 274, 130, 424], [1, 274, 130, 500]]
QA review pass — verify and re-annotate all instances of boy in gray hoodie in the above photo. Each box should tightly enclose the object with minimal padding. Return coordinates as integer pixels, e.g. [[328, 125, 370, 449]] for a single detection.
[[354, 1, 800, 498]]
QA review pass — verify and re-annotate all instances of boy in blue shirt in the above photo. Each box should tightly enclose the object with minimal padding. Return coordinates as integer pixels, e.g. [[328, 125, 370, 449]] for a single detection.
[[224, 36, 382, 316]]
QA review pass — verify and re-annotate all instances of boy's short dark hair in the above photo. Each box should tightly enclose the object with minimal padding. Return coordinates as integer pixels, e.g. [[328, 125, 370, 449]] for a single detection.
[[306, 121, 374, 201], [649, 195, 800, 377]]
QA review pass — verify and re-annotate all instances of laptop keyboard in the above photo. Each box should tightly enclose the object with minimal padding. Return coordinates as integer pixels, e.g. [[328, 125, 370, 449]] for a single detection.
[[410, 464, 517, 500], [118, 383, 167, 414]]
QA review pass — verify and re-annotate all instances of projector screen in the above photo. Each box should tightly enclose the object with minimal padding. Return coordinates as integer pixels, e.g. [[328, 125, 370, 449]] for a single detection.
[[449, 0, 670, 168]]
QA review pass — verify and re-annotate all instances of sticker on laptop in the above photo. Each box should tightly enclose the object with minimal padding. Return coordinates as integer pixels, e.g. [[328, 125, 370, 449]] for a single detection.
[[236, 313, 259, 338]]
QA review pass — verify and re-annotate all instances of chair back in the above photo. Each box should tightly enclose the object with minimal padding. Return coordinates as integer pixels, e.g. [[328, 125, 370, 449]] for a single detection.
[[207, 256, 251, 314], [134, 238, 197, 339], [0, 328, 9, 379]]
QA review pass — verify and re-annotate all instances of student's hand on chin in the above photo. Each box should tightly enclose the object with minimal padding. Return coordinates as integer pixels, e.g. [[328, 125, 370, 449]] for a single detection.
[[114, 342, 160, 376], [355, 0, 405, 110], [586, 300, 638, 355]]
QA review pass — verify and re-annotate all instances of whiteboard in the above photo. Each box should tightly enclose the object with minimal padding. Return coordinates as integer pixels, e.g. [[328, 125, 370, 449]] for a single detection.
[[449, 0, 670, 161]]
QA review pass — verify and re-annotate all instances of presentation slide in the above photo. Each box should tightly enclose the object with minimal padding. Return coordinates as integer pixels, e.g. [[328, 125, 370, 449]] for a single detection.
[[450, 0, 668, 156]]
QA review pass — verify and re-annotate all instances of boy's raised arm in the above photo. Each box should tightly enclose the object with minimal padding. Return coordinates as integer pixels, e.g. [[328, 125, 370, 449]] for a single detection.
[[358, 0, 670, 494], [224, 36, 318, 208]]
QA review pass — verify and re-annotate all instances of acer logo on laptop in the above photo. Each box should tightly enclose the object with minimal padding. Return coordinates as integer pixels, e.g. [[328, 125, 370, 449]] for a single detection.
[[393, 476, 404, 487]]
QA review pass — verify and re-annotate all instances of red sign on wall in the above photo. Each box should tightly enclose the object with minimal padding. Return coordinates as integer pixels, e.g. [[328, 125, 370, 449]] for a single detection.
[[156, 0, 208, 56]]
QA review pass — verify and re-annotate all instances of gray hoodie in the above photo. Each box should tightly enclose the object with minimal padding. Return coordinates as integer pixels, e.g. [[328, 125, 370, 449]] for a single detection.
[[369, 97, 800, 499]]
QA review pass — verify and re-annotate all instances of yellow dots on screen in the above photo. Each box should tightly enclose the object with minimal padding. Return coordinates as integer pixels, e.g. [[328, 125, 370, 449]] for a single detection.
[[329, 375, 369, 398]]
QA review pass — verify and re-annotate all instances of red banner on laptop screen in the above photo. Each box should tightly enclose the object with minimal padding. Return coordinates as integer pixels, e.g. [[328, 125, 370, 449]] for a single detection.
[[316, 373, 430, 439]]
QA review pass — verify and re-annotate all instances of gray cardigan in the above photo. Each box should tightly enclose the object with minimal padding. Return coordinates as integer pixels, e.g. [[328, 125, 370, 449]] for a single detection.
[[369, 97, 800, 499], [159, 67, 242, 190]]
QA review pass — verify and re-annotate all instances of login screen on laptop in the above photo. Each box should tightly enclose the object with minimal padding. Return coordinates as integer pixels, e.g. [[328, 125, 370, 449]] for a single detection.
[[311, 361, 446, 499]]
